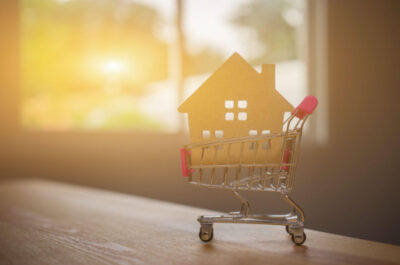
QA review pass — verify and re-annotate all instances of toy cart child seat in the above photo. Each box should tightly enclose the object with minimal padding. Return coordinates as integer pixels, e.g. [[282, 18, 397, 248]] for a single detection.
[[180, 96, 318, 245]]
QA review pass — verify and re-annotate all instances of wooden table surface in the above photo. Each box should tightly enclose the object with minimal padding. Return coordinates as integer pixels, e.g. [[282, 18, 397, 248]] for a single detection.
[[0, 179, 398, 265]]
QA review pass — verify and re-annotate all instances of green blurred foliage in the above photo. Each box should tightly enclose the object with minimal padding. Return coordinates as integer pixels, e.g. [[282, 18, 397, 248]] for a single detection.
[[21, 0, 168, 96], [231, 0, 300, 64], [183, 0, 301, 76], [21, 0, 169, 130]]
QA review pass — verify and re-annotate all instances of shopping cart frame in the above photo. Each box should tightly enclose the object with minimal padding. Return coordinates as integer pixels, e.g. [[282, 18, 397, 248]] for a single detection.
[[180, 96, 317, 245]]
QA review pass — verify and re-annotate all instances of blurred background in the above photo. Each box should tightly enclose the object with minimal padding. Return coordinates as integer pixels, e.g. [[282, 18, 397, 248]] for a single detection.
[[0, 0, 399, 245]]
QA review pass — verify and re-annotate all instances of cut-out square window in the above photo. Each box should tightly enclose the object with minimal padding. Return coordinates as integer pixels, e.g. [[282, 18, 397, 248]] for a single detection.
[[238, 100, 247, 109], [225, 100, 234, 109], [238, 112, 247, 120], [225, 112, 234, 120], [249, 130, 258, 136], [202, 130, 210, 138], [262, 130, 271, 135], [249, 130, 258, 149], [215, 130, 223, 138]]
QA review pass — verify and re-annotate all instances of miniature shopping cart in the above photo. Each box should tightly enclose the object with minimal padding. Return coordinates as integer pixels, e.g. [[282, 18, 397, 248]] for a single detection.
[[180, 96, 318, 245]]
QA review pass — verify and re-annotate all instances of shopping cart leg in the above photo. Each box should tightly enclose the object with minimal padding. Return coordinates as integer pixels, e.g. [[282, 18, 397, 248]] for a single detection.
[[198, 191, 249, 242], [281, 193, 306, 245], [281, 194, 304, 223]]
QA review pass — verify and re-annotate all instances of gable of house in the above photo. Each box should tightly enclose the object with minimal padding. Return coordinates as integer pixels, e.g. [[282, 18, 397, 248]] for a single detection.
[[178, 52, 294, 143], [178, 52, 259, 113], [179, 53, 292, 114]]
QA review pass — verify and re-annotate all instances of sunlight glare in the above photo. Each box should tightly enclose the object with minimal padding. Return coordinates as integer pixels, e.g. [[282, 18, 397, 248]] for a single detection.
[[56, 0, 71, 4], [103, 61, 123, 73]]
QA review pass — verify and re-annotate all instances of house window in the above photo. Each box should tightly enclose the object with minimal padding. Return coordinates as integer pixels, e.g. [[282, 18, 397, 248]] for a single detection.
[[249, 130, 258, 136], [238, 112, 247, 121], [225, 100, 234, 109], [225, 112, 234, 121], [202, 130, 211, 138], [261, 130, 271, 149], [238, 100, 247, 109], [249, 130, 258, 149], [215, 130, 223, 138], [20, 0, 177, 131]]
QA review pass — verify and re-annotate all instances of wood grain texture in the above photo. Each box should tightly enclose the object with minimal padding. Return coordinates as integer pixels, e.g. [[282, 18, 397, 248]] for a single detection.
[[0, 179, 398, 265]]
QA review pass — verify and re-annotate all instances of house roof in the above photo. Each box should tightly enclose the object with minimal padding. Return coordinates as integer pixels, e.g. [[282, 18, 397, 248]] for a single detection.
[[178, 52, 293, 113]]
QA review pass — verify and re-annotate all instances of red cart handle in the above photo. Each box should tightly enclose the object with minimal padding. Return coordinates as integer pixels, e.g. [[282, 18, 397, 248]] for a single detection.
[[292, 95, 318, 119], [180, 148, 189, 177]]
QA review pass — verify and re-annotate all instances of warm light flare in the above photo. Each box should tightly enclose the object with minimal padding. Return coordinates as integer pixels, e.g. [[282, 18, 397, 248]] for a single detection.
[[103, 61, 123, 73]]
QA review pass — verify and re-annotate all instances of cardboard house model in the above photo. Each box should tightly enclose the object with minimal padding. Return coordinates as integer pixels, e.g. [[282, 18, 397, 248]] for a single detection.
[[178, 53, 294, 146]]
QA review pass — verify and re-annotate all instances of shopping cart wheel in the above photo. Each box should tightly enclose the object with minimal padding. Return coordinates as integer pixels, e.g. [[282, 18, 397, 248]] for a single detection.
[[291, 232, 306, 245], [285, 225, 293, 235], [199, 225, 214, 242]]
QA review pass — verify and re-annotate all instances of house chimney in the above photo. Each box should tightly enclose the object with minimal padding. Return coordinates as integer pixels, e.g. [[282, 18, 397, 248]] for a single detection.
[[261, 64, 275, 87]]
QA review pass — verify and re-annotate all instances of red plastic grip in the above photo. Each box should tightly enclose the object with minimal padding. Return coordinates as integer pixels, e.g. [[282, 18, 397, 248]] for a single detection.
[[292, 95, 318, 119], [281, 148, 291, 171], [180, 148, 189, 177]]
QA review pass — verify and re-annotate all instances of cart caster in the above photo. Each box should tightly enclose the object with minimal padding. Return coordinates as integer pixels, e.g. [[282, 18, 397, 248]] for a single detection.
[[291, 232, 306, 245], [285, 225, 293, 235], [199, 224, 213, 242]]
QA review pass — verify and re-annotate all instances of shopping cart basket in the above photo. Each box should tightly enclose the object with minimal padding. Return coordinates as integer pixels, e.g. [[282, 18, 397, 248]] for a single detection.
[[180, 96, 318, 245]]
